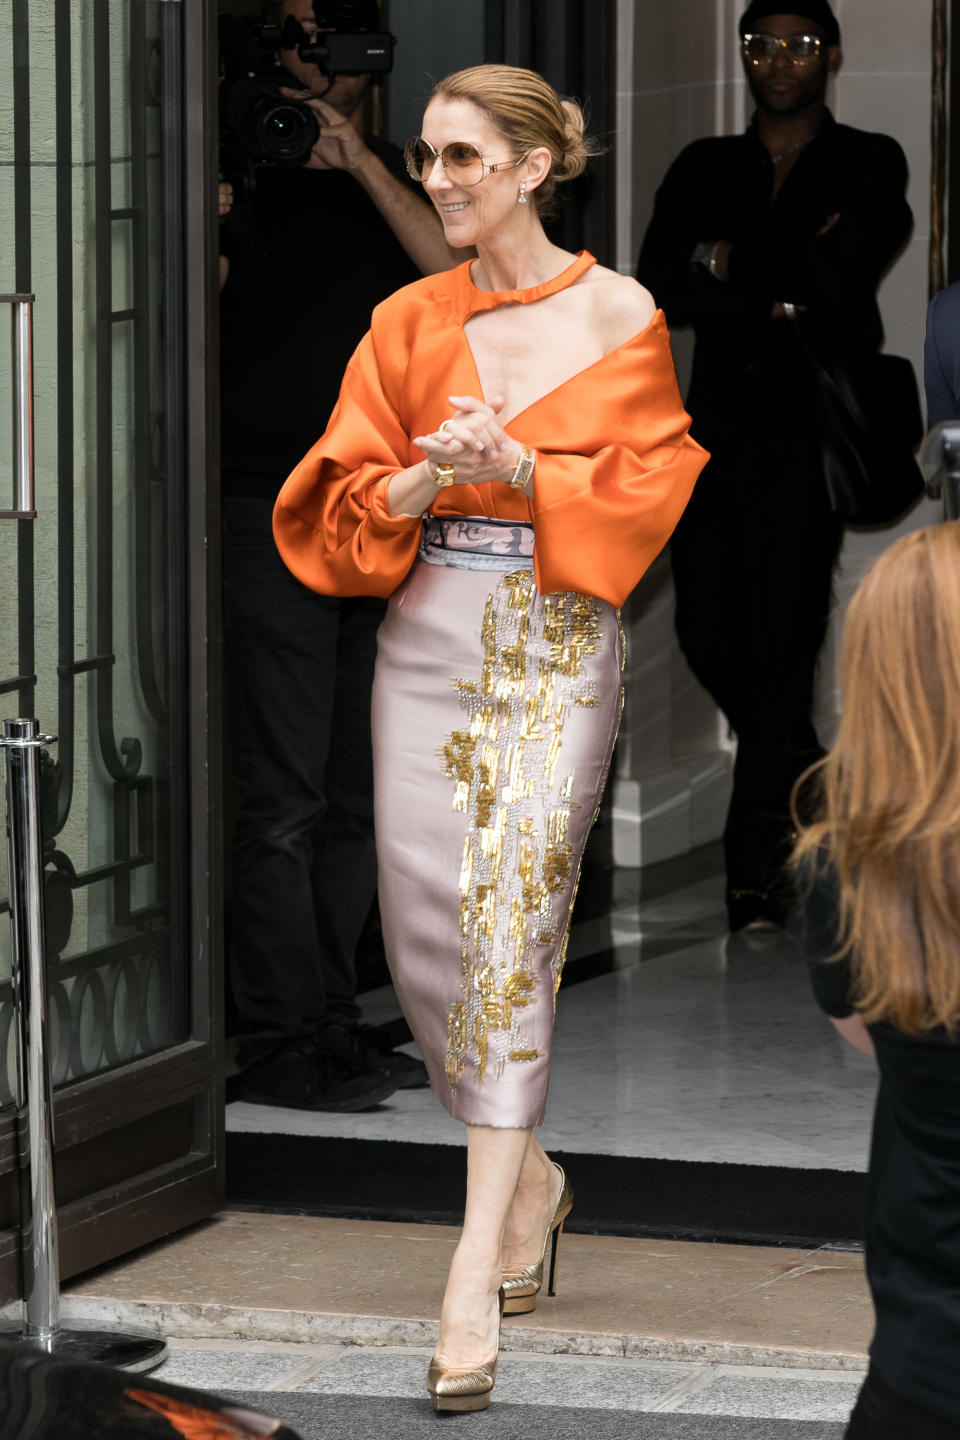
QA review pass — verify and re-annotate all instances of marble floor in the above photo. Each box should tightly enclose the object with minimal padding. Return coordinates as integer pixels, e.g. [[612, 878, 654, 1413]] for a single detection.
[[226, 842, 877, 1172]]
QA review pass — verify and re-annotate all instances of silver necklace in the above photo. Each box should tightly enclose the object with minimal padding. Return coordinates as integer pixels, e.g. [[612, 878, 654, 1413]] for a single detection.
[[770, 133, 814, 166]]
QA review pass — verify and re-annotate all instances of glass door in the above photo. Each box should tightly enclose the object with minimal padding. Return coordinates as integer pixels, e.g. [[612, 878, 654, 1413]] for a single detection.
[[0, 0, 221, 1295]]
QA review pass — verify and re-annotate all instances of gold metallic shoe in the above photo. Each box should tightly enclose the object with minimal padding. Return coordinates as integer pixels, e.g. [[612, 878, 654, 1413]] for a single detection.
[[426, 1287, 505, 1413], [502, 1163, 573, 1316]]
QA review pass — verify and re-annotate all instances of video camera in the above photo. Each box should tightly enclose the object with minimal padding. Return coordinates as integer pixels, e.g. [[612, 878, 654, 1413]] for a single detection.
[[219, 1, 396, 185]]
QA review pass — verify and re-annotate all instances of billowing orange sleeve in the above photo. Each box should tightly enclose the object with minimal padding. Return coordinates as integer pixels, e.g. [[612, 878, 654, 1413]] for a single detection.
[[274, 281, 708, 607], [526, 314, 708, 607], [273, 326, 423, 598]]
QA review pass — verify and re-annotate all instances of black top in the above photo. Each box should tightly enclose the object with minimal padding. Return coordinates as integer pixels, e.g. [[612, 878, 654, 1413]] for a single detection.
[[801, 864, 960, 1422], [219, 135, 423, 498], [636, 111, 912, 452]]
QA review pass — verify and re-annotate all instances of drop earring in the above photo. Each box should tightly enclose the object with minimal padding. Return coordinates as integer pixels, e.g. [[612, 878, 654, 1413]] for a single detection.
[[518, 180, 527, 205]]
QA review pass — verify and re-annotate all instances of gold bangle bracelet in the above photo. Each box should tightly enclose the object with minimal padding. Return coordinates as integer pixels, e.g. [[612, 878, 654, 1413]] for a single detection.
[[507, 445, 535, 491], [433, 462, 456, 488]]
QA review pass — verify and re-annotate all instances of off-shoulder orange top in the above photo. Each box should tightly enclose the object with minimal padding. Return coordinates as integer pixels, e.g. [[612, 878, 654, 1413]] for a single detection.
[[273, 250, 708, 610]]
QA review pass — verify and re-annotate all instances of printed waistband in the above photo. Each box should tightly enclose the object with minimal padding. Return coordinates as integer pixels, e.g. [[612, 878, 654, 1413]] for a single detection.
[[419, 515, 535, 572]]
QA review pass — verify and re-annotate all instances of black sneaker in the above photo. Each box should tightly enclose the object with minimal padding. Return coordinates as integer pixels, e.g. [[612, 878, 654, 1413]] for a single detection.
[[238, 1040, 396, 1112], [319, 1022, 430, 1090], [357, 1023, 431, 1089]]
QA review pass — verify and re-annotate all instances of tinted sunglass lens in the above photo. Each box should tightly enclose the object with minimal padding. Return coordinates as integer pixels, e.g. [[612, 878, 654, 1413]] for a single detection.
[[442, 143, 485, 185], [404, 139, 433, 180], [403, 139, 486, 185], [788, 35, 820, 58], [744, 35, 777, 61]]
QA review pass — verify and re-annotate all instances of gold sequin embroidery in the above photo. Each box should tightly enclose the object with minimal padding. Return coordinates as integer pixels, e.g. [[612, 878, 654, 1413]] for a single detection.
[[440, 571, 607, 1091]]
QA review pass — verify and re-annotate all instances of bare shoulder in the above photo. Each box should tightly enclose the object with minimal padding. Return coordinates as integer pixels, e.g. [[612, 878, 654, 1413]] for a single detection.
[[585, 267, 658, 352]]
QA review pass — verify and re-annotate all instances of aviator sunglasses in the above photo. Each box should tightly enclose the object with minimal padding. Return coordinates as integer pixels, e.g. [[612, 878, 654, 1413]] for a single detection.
[[742, 32, 824, 65], [404, 136, 530, 187]]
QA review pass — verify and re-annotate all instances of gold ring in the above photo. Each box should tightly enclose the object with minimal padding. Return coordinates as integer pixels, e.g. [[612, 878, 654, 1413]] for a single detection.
[[433, 463, 456, 488], [438, 419, 454, 434]]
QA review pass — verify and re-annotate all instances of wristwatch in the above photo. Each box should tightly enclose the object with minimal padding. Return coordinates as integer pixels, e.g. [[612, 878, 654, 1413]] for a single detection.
[[691, 241, 724, 281]]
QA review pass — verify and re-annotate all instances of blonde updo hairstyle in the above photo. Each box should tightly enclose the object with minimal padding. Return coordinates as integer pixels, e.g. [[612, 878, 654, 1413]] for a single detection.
[[428, 64, 596, 221]]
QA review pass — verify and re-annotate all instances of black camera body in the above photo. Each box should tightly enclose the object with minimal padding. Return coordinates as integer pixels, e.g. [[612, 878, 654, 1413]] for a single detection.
[[219, 6, 396, 182]]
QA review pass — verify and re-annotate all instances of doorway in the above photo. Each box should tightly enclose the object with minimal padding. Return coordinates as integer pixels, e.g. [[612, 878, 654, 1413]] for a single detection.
[[0, 0, 222, 1297]]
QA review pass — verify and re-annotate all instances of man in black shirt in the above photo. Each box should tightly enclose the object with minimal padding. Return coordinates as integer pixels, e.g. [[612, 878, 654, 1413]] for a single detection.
[[637, 1, 911, 931], [220, 0, 457, 1109]]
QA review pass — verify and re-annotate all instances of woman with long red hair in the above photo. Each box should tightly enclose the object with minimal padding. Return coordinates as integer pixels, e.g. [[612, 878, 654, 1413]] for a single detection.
[[795, 521, 960, 1438]]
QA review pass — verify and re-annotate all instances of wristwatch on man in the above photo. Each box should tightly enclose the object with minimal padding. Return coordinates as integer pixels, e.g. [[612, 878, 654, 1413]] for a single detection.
[[691, 240, 725, 280]]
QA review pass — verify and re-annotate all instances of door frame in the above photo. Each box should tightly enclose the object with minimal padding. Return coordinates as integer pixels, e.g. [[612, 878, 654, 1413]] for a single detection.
[[0, 0, 223, 1297]]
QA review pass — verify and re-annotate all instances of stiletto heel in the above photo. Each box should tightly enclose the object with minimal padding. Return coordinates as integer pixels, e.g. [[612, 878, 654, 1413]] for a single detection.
[[547, 1217, 564, 1296], [427, 1286, 505, 1412], [502, 1163, 573, 1315]]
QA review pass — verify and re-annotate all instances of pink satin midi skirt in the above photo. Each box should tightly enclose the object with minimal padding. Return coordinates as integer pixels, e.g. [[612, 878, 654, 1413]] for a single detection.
[[372, 517, 624, 1127]]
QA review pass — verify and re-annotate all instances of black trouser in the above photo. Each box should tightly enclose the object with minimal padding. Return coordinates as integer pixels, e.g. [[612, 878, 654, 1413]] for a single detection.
[[222, 496, 386, 1068], [671, 436, 843, 902], [846, 1365, 960, 1439]]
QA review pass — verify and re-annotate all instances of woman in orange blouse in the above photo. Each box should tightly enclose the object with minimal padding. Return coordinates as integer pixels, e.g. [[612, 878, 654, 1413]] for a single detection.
[[275, 63, 707, 1413]]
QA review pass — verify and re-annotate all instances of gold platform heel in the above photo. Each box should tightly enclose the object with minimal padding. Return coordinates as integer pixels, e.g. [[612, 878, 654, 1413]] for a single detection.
[[502, 1163, 573, 1316], [426, 1286, 505, 1413]]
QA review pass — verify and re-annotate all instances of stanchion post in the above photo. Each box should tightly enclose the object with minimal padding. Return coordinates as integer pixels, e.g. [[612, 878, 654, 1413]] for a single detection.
[[3, 718, 59, 1341], [0, 718, 167, 1370]]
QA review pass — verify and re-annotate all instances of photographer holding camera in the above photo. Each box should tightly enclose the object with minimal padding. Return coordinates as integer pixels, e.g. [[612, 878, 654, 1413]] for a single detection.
[[220, 0, 459, 1111]]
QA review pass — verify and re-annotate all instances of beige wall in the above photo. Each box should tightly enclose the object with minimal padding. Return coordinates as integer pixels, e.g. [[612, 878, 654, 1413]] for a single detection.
[[612, 0, 936, 863]]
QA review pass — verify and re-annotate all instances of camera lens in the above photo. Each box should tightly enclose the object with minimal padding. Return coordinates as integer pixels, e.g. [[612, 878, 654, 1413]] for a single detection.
[[256, 101, 318, 164], [222, 69, 323, 170]]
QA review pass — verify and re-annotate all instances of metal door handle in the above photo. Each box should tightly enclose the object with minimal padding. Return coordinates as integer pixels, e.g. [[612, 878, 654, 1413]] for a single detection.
[[0, 294, 35, 520]]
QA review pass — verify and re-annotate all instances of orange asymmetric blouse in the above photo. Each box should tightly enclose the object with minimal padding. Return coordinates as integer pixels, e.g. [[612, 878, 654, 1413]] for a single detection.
[[273, 251, 708, 609]]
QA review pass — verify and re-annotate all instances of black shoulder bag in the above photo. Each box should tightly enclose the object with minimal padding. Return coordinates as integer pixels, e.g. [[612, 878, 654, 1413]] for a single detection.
[[788, 314, 924, 526]]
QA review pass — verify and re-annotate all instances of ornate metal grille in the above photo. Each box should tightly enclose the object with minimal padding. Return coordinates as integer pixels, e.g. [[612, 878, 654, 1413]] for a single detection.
[[0, 0, 190, 1106]]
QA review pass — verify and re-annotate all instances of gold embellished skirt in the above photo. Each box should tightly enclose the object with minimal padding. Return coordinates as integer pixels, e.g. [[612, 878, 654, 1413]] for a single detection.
[[372, 517, 624, 1127]]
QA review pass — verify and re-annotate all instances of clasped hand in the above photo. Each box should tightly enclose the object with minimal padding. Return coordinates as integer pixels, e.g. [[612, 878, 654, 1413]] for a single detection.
[[414, 396, 521, 486]]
